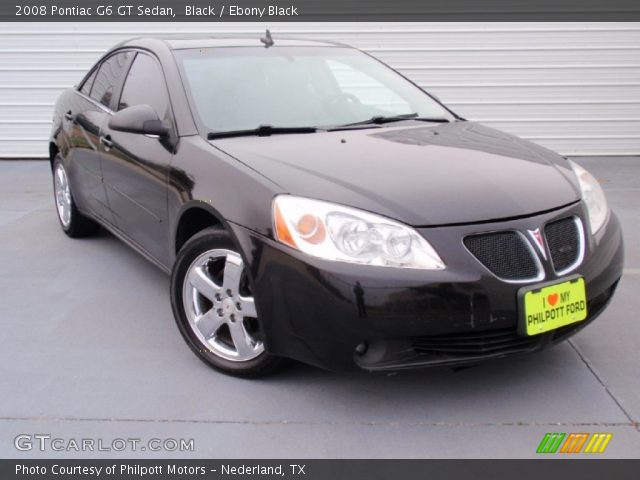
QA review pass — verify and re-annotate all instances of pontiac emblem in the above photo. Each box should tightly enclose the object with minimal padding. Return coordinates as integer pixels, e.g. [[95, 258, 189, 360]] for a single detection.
[[528, 228, 547, 260]]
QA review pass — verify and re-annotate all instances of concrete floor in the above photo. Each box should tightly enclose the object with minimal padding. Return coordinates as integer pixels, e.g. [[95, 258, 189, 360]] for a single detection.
[[0, 157, 638, 458]]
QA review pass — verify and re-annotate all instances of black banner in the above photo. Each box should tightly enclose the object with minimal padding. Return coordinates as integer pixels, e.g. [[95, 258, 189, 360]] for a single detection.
[[2, 459, 640, 480], [3, 0, 640, 22]]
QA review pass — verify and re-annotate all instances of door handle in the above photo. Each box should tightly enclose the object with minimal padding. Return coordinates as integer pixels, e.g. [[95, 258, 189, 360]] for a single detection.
[[100, 135, 113, 149], [64, 110, 74, 121]]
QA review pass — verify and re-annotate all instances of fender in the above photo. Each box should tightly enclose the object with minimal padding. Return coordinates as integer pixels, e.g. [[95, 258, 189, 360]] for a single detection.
[[166, 135, 284, 261], [170, 199, 232, 258]]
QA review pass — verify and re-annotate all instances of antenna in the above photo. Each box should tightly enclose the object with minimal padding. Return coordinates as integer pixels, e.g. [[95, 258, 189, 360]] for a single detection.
[[260, 29, 274, 48]]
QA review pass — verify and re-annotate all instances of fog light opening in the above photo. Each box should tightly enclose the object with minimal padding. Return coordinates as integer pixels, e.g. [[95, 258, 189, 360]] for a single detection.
[[355, 342, 368, 356]]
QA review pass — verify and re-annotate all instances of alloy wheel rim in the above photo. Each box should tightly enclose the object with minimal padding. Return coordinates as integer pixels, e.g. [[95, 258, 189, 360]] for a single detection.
[[54, 163, 72, 228], [182, 249, 264, 362]]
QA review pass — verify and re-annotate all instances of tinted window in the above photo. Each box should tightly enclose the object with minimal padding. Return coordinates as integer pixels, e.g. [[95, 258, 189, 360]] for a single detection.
[[90, 51, 132, 108], [80, 68, 97, 96], [118, 54, 171, 121]]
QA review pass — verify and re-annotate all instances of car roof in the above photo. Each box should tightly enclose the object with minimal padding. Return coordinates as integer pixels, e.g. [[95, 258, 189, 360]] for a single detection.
[[118, 36, 349, 51]]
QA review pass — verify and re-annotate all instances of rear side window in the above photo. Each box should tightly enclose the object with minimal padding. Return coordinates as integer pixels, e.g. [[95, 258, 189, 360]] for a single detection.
[[118, 53, 171, 121], [90, 51, 132, 108], [80, 69, 97, 96]]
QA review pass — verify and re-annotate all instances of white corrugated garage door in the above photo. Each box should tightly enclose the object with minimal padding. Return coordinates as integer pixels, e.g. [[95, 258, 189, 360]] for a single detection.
[[1, 22, 639, 157]]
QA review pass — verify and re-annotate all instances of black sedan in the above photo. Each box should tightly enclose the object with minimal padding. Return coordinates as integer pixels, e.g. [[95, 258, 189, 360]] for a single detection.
[[49, 34, 624, 376]]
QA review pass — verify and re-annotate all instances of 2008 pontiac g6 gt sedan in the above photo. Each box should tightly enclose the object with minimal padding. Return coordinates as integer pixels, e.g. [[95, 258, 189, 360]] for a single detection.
[[49, 35, 624, 377]]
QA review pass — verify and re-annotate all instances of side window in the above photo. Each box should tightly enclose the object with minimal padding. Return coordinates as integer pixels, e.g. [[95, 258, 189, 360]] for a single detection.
[[89, 51, 132, 108], [118, 53, 171, 122], [80, 68, 97, 96]]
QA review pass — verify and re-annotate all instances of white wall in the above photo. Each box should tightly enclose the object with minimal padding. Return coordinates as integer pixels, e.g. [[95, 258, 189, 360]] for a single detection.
[[1, 22, 639, 157]]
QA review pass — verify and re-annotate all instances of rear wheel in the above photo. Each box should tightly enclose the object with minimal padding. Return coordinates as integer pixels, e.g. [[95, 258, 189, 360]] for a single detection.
[[171, 228, 285, 377], [52, 155, 99, 237]]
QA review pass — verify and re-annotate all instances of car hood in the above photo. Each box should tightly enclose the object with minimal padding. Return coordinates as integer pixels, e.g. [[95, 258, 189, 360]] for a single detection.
[[211, 121, 581, 226]]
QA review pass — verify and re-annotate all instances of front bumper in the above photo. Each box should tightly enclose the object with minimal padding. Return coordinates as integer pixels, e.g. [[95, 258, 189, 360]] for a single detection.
[[230, 202, 624, 372]]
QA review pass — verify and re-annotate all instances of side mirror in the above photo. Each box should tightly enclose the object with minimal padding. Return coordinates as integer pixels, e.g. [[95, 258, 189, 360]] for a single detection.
[[108, 104, 169, 137]]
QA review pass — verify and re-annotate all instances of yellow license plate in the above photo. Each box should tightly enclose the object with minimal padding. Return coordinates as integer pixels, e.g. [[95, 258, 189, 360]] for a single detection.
[[521, 277, 588, 336]]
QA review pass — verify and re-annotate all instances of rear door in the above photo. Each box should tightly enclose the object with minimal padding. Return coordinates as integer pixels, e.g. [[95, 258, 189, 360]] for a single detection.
[[100, 52, 175, 266], [68, 51, 133, 223]]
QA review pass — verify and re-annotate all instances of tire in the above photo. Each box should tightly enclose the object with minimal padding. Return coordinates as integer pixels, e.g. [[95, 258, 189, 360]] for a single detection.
[[52, 155, 100, 238], [171, 227, 286, 377]]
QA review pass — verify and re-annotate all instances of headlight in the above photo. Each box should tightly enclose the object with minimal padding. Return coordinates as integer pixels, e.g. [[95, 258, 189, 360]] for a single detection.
[[272, 195, 445, 269], [569, 160, 609, 234]]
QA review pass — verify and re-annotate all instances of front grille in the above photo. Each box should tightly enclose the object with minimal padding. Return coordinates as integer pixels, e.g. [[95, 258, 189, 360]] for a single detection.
[[412, 328, 542, 357], [545, 217, 582, 273], [464, 231, 539, 280]]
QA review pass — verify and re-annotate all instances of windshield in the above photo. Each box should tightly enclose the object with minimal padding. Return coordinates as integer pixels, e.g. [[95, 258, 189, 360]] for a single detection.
[[174, 46, 455, 133]]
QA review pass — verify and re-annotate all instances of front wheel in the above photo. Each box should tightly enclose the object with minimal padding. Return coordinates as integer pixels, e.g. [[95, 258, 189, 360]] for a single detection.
[[170, 228, 285, 377]]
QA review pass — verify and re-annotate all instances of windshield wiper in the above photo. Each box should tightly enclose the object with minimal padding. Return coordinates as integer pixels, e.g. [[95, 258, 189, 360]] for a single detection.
[[207, 125, 318, 140], [342, 113, 420, 127], [332, 113, 451, 129], [414, 117, 453, 123]]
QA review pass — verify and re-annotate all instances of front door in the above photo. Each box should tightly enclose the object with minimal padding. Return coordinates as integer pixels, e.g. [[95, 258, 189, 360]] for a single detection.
[[100, 52, 175, 266]]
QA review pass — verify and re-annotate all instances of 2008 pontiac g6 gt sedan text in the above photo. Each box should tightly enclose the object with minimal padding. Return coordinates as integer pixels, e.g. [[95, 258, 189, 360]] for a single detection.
[[49, 34, 624, 376]]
